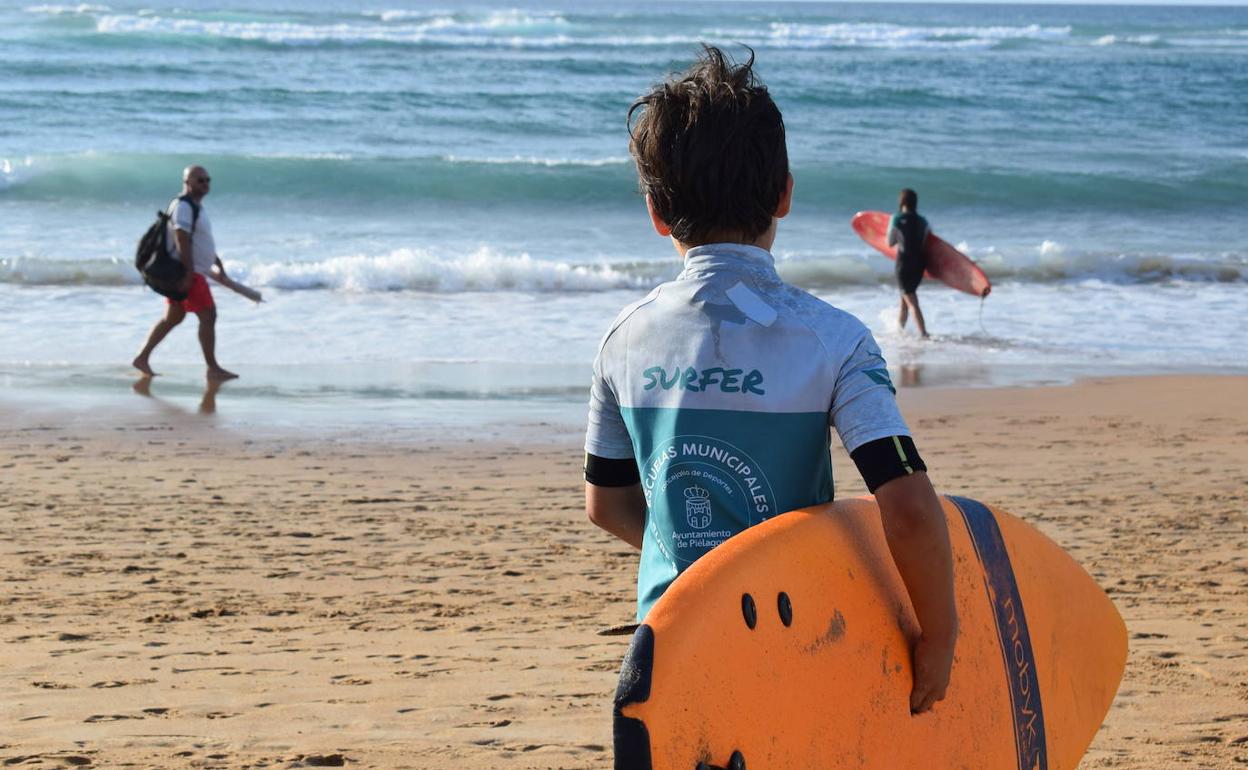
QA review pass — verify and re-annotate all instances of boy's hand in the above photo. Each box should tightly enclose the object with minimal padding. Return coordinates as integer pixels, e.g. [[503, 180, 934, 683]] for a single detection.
[[910, 626, 956, 714], [873, 471, 958, 716]]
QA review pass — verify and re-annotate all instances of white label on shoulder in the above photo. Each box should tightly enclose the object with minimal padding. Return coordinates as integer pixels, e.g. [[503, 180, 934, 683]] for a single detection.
[[725, 281, 778, 328]]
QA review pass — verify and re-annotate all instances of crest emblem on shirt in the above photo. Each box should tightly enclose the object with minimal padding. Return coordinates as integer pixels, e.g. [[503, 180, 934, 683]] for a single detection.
[[641, 435, 776, 566], [684, 484, 713, 530]]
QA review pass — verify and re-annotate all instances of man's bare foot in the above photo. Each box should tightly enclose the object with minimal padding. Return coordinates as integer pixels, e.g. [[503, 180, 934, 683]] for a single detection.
[[206, 367, 239, 381], [132, 356, 156, 377]]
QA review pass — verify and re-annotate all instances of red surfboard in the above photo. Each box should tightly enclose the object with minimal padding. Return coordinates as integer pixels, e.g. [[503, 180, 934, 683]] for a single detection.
[[852, 210, 991, 297]]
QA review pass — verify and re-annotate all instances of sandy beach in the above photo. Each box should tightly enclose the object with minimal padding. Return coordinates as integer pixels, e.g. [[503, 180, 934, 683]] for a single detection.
[[1, 375, 1244, 769]]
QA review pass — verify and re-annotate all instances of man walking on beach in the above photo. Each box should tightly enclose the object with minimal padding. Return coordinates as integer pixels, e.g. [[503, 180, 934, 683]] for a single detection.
[[583, 46, 957, 714], [133, 165, 238, 380]]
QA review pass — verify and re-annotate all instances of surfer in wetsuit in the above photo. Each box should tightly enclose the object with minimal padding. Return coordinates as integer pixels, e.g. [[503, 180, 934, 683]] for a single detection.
[[888, 188, 931, 339], [583, 46, 957, 714]]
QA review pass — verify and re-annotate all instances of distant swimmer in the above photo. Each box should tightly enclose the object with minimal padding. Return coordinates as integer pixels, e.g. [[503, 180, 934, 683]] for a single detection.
[[888, 188, 931, 339], [133, 165, 238, 380]]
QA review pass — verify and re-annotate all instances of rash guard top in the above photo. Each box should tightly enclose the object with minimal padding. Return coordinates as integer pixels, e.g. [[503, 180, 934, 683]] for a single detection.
[[584, 243, 912, 620]]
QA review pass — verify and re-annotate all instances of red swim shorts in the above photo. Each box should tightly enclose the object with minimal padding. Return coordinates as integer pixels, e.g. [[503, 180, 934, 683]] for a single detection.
[[168, 272, 215, 313]]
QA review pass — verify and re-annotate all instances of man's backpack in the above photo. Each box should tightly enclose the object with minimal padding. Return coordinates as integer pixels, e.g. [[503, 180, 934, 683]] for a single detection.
[[135, 195, 199, 301]]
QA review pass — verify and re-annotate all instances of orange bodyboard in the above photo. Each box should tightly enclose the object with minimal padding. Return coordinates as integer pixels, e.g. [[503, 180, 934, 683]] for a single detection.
[[613, 496, 1126, 770], [852, 210, 992, 297]]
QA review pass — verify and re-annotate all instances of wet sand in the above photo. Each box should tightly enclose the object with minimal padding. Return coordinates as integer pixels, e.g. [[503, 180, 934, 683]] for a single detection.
[[1, 375, 1245, 769]]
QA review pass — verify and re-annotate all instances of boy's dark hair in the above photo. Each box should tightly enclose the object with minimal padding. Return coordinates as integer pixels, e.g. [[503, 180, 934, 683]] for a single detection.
[[628, 45, 788, 246], [899, 188, 918, 211]]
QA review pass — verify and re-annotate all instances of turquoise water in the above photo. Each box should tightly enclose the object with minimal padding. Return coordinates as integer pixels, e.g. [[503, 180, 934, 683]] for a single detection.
[[1, 1, 1246, 423]]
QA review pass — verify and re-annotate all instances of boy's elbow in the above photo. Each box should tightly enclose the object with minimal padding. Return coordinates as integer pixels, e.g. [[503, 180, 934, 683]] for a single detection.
[[586, 502, 607, 529], [585, 484, 618, 530], [585, 482, 645, 533]]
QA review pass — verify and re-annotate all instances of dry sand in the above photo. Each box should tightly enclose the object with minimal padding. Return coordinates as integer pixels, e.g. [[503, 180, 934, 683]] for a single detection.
[[1, 375, 1244, 769]]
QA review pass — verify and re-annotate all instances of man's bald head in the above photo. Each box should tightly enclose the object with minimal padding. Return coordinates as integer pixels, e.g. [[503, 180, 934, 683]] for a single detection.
[[182, 165, 211, 198]]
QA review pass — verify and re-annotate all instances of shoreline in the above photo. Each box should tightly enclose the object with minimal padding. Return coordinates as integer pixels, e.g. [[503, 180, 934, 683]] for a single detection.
[[4, 364, 1247, 444], [1, 374, 1245, 768]]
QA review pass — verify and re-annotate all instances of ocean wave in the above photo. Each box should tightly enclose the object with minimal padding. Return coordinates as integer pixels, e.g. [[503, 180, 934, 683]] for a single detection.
[[0, 152, 639, 204], [4, 247, 1243, 293], [3, 152, 1246, 212], [737, 22, 1072, 50], [70, 11, 1091, 51], [243, 248, 655, 292], [91, 9, 581, 48], [23, 5, 1248, 53], [23, 3, 109, 14], [441, 154, 629, 168], [362, 8, 570, 29], [1169, 36, 1248, 49], [0, 250, 661, 292], [0, 256, 135, 287], [779, 247, 1245, 288], [957, 244, 1247, 285], [1093, 34, 1163, 47]]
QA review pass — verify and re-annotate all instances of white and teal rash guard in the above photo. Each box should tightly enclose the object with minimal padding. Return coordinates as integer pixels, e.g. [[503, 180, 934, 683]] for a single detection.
[[585, 243, 912, 621]]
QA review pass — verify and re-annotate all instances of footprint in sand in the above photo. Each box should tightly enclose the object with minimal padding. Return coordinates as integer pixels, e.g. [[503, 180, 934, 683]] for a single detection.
[[90, 679, 155, 688], [299, 754, 348, 767]]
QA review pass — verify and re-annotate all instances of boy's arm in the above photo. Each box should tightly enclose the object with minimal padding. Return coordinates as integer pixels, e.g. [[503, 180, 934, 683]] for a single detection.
[[585, 481, 646, 549], [874, 470, 958, 714], [584, 340, 644, 547], [831, 333, 957, 713]]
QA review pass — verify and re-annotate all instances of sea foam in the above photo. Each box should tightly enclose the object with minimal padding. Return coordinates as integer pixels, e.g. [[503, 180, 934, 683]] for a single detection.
[[3, 246, 1243, 293]]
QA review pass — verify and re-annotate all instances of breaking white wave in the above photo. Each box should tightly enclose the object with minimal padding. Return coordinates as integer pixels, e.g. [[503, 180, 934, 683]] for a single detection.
[[241, 248, 648, 293], [4, 244, 1243, 293], [23, 3, 109, 14], [720, 22, 1073, 50], [93, 9, 578, 46], [1093, 34, 1162, 47]]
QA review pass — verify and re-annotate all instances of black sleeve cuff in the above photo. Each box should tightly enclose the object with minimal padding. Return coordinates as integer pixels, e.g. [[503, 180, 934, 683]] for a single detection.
[[584, 453, 640, 487], [849, 435, 926, 493]]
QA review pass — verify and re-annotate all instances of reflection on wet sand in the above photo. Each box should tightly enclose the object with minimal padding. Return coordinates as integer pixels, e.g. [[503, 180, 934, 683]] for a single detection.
[[132, 375, 225, 415]]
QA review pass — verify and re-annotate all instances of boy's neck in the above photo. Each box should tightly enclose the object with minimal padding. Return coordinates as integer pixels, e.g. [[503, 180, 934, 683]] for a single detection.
[[674, 224, 778, 259]]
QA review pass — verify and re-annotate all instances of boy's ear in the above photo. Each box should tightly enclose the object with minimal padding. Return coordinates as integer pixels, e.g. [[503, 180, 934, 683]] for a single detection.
[[645, 195, 672, 237], [775, 173, 795, 219]]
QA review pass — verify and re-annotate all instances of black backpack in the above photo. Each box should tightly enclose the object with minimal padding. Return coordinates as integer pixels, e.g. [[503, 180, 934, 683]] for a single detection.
[[135, 195, 199, 300]]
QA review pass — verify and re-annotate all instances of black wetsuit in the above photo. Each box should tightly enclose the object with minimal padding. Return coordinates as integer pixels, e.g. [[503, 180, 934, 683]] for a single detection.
[[888, 211, 929, 294]]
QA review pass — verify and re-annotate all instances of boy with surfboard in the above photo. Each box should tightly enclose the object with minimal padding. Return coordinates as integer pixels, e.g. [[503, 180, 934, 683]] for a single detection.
[[583, 46, 958, 714]]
